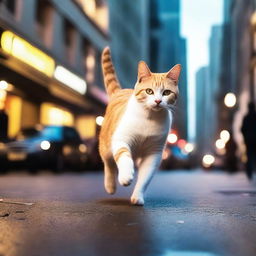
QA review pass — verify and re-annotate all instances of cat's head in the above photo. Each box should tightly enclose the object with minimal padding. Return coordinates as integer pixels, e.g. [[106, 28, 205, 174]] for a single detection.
[[134, 61, 181, 111]]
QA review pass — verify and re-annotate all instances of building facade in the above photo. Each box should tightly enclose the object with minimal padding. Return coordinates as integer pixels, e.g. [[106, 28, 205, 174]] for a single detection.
[[195, 66, 210, 158], [219, 0, 256, 157], [0, 0, 108, 140]]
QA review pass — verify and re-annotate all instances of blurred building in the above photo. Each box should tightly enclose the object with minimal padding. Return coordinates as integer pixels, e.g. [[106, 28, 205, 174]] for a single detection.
[[0, 0, 108, 140], [208, 25, 223, 141], [108, 0, 188, 139], [195, 66, 210, 158], [195, 25, 223, 158], [219, 0, 256, 157]]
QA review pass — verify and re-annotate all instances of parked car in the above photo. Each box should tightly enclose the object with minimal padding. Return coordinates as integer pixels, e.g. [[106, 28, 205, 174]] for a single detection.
[[0, 125, 88, 172]]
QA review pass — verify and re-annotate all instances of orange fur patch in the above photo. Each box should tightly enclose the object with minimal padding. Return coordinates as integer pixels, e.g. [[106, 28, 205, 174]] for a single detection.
[[113, 147, 131, 162], [99, 89, 133, 161]]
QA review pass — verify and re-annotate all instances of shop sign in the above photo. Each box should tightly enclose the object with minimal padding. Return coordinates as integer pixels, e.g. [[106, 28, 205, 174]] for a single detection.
[[54, 65, 87, 95], [1, 30, 55, 77]]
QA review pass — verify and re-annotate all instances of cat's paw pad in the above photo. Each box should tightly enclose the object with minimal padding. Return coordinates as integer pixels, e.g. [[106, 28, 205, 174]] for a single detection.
[[130, 195, 144, 206], [118, 170, 134, 186]]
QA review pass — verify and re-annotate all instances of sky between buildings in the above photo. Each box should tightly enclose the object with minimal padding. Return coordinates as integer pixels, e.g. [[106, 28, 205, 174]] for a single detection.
[[181, 0, 224, 142]]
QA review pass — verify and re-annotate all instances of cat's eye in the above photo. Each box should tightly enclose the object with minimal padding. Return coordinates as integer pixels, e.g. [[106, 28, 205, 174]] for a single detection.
[[163, 90, 172, 96], [145, 88, 154, 95]]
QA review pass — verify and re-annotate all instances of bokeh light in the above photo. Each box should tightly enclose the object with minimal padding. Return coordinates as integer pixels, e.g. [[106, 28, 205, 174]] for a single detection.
[[167, 133, 178, 144], [202, 154, 215, 168], [224, 93, 236, 108], [220, 130, 230, 142], [96, 116, 104, 126]]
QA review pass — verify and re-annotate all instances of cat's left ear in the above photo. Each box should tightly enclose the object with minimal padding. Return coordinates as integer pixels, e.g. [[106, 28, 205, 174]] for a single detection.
[[138, 61, 151, 83], [166, 64, 181, 83]]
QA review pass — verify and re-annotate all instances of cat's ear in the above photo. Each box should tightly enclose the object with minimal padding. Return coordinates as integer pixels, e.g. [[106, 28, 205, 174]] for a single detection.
[[138, 61, 151, 82], [166, 64, 181, 82]]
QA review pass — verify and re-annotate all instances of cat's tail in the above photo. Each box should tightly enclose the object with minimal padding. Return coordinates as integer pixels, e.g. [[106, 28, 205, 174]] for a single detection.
[[101, 47, 121, 97]]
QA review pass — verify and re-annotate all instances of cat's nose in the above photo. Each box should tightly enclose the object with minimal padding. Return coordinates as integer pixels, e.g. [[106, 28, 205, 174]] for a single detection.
[[155, 99, 162, 105]]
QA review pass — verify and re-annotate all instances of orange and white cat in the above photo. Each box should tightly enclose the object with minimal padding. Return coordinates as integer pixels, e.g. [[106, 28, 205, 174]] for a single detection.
[[99, 47, 181, 206]]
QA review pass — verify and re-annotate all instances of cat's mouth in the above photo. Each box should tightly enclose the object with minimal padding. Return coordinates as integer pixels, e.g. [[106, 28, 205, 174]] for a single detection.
[[152, 104, 163, 111]]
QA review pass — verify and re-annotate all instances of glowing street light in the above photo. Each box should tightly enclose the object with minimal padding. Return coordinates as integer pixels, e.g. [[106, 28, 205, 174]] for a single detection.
[[224, 93, 236, 108], [202, 154, 215, 168], [184, 143, 194, 153], [167, 133, 178, 144], [96, 116, 104, 126], [220, 130, 230, 143], [215, 139, 225, 150]]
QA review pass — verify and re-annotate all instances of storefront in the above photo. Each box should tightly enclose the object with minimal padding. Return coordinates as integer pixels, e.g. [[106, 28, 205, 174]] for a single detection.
[[0, 29, 106, 140]]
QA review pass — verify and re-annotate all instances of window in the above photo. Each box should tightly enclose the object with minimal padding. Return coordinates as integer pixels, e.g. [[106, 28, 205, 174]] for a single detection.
[[35, 0, 54, 47], [82, 38, 95, 83], [64, 19, 77, 64], [5, 0, 15, 14], [75, 0, 108, 33]]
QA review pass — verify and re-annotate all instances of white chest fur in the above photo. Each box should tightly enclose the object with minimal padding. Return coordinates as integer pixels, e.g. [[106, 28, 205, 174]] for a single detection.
[[112, 95, 172, 155]]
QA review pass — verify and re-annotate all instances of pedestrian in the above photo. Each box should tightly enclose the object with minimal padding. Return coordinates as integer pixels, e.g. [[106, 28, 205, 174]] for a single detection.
[[241, 102, 256, 179], [224, 131, 238, 173]]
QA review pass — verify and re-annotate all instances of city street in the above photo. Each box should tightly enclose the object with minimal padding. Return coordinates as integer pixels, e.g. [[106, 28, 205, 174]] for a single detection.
[[0, 170, 255, 256]]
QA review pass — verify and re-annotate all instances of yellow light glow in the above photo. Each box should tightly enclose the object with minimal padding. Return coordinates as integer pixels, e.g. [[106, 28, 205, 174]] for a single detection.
[[8, 96, 22, 137], [224, 93, 236, 108], [76, 116, 96, 139], [202, 154, 215, 168], [0, 89, 7, 101], [220, 130, 230, 142], [167, 133, 178, 144], [96, 116, 104, 126], [251, 12, 256, 26], [1, 31, 55, 77], [79, 144, 87, 153], [63, 145, 72, 155], [86, 53, 95, 69], [54, 65, 87, 94], [184, 143, 194, 153], [40, 103, 74, 126], [215, 139, 225, 150]]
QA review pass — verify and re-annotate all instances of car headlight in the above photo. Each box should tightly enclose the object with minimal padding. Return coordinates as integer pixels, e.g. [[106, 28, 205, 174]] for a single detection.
[[40, 140, 51, 150], [79, 144, 87, 153]]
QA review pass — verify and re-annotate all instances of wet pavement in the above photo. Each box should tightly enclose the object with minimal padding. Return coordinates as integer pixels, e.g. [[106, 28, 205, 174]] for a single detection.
[[0, 170, 255, 256]]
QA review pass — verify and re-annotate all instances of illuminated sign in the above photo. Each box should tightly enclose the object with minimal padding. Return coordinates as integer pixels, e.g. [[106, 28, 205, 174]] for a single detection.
[[0, 30, 55, 77], [54, 65, 87, 95]]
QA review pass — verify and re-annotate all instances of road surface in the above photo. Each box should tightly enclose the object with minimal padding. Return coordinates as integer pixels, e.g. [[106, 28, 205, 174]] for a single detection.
[[0, 170, 255, 256]]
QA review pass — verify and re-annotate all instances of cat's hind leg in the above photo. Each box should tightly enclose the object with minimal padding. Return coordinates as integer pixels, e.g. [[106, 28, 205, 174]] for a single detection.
[[131, 153, 161, 206], [113, 146, 135, 186], [104, 159, 117, 194]]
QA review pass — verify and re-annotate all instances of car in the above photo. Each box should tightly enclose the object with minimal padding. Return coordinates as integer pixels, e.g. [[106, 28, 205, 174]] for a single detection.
[[0, 125, 88, 172]]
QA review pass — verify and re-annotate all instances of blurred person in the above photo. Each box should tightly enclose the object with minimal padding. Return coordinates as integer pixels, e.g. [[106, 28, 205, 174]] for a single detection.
[[0, 109, 8, 141], [241, 102, 256, 179], [224, 131, 238, 173]]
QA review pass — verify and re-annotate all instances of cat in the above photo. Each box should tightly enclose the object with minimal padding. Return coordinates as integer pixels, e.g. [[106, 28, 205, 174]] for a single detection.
[[99, 47, 181, 205]]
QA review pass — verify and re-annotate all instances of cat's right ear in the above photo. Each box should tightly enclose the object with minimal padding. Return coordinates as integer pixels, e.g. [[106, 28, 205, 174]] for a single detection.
[[138, 61, 151, 83]]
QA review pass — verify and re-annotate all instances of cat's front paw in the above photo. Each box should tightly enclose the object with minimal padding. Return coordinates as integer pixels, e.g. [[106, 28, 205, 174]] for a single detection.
[[118, 170, 134, 186], [130, 195, 144, 206]]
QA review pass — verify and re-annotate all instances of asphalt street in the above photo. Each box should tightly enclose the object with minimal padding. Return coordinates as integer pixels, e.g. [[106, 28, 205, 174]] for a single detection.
[[0, 170, 255, 256]]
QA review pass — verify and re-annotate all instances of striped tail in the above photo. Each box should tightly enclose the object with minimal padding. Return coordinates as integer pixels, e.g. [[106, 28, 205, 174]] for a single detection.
[[101, 47, 121, 97]]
